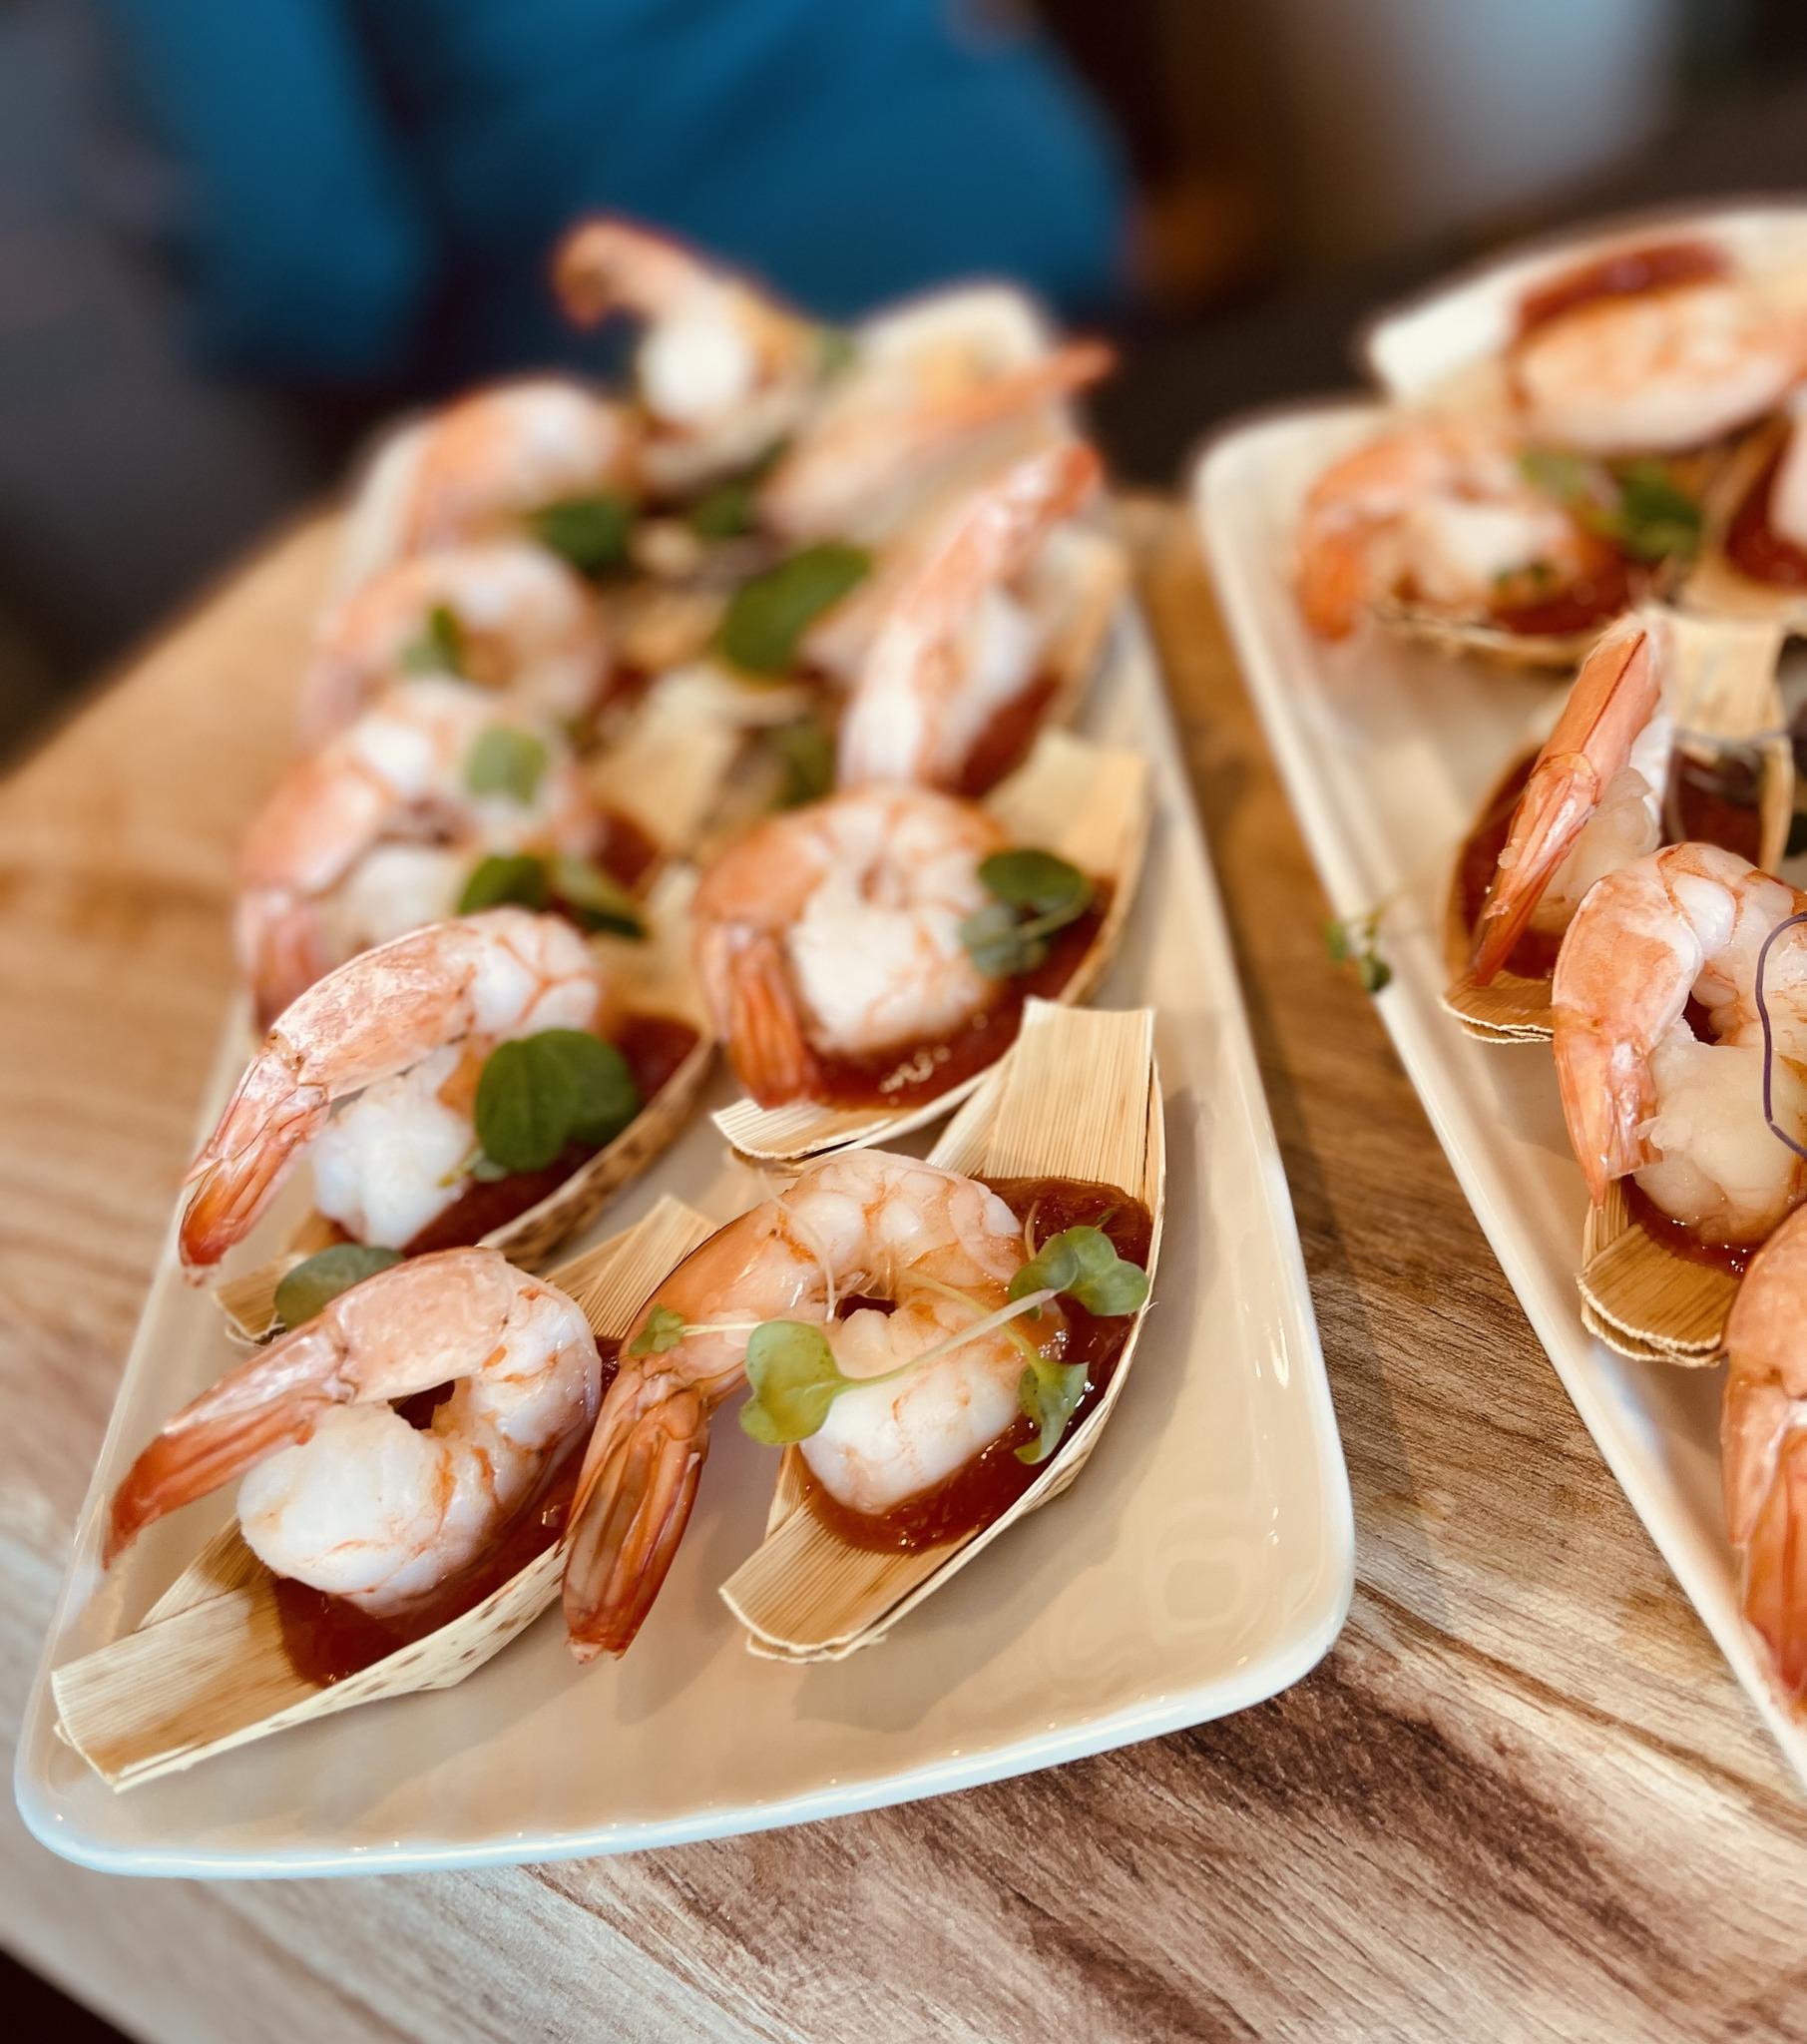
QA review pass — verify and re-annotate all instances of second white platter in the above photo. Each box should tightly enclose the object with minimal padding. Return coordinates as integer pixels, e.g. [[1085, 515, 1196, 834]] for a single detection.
[[1196, 404, 1807, 1792]]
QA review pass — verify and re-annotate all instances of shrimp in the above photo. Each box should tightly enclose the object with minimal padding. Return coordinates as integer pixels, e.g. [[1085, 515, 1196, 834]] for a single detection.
[[237, 678, 601, 1026], [1551, 841, 1807, 1243], [1513, 267, 1807, 455], [180, 909, 608, 1272], [1763, 387, 1807, 550], [1722, 1203, 1807, 1709], [561, 1149, 1061, 1658], [555, 219, 823, 492], [106, 1249, 601, 1617], [303, 539, 612, 743], [396, 376, 639, 558], [761, 310, 1113, 546], [691, 785, 1004, 1105], [836, 441, 1103, 793], [1296, 414, 1620, 641], [1470, 615, 1669, 982]]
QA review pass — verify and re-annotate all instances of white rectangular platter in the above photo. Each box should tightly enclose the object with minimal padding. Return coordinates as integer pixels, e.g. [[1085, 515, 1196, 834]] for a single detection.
[[1196, 405, 1807, 1789], [16, 595, 1354, 1876]]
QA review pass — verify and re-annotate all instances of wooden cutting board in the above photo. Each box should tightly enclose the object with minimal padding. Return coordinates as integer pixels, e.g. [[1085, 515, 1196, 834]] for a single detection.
[[0, 505, 1803, 2044]]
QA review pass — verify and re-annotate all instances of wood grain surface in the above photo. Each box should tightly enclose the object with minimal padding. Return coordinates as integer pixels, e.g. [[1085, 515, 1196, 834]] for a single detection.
[[3, 507, 1806, 2044]]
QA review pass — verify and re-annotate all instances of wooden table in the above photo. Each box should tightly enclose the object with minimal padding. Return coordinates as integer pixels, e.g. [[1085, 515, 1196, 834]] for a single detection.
[[3, 508, 1804, 2044]]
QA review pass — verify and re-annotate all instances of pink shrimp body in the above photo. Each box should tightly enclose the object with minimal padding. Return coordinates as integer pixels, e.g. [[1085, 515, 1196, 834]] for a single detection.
[[561, 1149, 1058, 1659], [691, 785, 1004, 1105], [107, 1248, 600, 1617], [181, 909, 607, 1272], [836, 440, 1102, 793]]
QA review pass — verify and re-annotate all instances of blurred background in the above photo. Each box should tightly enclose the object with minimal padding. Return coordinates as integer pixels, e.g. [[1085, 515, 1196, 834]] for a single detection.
[[3, 0, 1807, 760]]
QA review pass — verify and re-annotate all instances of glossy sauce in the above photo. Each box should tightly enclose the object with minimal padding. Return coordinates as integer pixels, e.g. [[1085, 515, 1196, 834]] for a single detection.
[[1487, 556, 1634, 639], [400, 1012, 699, 1256], [1621, 1180, 1751, 1279], [1514, 240, 1727, 341], [1723, 447, 1807, 588], [955, 672, 1061, 798], [802, 1178, 1153, 1553], [588, 806, 664, 892], [772, 891, 1108, 1111], [272, 1340, 622, 1687]]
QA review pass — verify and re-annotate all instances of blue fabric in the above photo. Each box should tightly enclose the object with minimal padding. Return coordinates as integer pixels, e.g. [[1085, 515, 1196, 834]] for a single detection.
[[97, 0, 1129, 385]]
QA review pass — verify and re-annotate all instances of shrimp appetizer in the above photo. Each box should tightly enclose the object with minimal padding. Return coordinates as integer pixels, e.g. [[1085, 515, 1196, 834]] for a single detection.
[[1294, 414, 1665, 657], [1722, 1201, 1807, 1712], [182, 908, 697, 1276], [106, 1250, 602, 1613], [1552, 842, 1807, 1251], [302, 540, 614, 742], [236, 678, 619, 1026], [1463, 615, 1673, 989], [561, 1147, 1153, 1660], [555, 218, 830, 496], [836, 439, 1106, 795], [337, 376, 641, 590], [1507, 238, 1807, 456], [761, 287, 1112, 547], [691, 782, 1107, 1113]]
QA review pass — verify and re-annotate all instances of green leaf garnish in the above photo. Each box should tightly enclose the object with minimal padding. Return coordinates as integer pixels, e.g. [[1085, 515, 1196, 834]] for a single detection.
[[1788, 809, 1807, 860], [466, 727, 548, 804], [273, 1245, 404, 1330], [816, 326, 859, 377], [628, 1303, 687, 1359], [1008, 1224, 1149, 1317], [979, 849, 1091, 916], [530, 493, 635, 577], [473, 1029, 642, 1174], [687, 474, 761, 541], [459, 851, 550, 915], [1324, 905, 1391, 995], [740, 1320, 847, 1445], [549, 853, 645, 938], [1519, 448, 1701, 565], [959, 847, 1095, 979], [1016, 1358, 1089, 1465], [401, 603, 466, 677], [769, 717, 835, 808], [715, 542, 871, 676]]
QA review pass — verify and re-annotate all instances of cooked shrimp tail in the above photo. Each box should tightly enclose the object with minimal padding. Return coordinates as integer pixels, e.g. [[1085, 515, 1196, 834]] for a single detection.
[[1472, 617, 1662, 983], [562, 1382, 709, 1661]]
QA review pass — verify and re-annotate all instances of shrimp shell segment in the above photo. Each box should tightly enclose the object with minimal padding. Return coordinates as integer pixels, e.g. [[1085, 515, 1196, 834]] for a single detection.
[[718, 998, 1163, 1662], [52, 1198, 715, 1789]]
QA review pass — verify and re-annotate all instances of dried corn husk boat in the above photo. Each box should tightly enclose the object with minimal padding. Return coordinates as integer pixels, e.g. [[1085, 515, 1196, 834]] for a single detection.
[[711, 728, 1150, 1166], [1442, 610, 1792, 1042], [1577, 1184, 1737, 1365], [215, 863, 714, 1340], [1682, 411, 1807, 635], [52, 1197, 714, 1789], [718, 998, 1162, 1660]]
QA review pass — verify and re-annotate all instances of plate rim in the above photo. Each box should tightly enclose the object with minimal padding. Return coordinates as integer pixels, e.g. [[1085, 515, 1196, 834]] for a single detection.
[[14, 595, 1355, 1876]]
